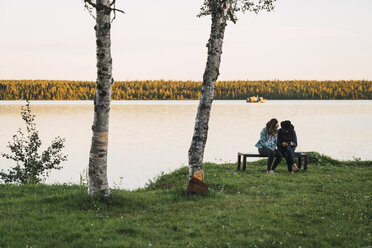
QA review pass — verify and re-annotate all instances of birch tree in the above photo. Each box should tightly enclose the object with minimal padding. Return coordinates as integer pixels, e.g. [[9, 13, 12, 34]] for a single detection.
[[83, 0, 123, 198], [188, 0, 276, 194]]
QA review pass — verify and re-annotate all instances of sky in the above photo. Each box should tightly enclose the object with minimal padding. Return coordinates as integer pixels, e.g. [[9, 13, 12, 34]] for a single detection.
[[0, 0, 371, 81]]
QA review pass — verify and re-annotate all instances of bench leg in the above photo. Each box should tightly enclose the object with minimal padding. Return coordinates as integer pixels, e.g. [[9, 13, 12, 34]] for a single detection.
[[304, 156, 308, 171], [243, 156, 247, 171], [298, 157, 302, 169], [237, 154, 241, 170]]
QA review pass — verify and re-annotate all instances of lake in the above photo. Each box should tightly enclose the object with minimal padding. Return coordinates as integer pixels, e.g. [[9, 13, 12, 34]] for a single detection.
[[1, 100, 371, 189]]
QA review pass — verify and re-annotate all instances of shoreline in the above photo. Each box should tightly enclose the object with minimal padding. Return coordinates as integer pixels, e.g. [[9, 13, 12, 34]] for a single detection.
[[0, 99, 371, 106], [1, 155, 371, 247]]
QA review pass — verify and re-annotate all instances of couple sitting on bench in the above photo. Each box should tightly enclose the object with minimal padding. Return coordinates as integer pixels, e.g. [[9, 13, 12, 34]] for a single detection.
[[255, 118, 300, 174]]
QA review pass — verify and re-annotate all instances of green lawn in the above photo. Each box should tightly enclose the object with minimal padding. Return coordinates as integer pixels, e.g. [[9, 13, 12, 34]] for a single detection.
[[0, 153, 371, 248]]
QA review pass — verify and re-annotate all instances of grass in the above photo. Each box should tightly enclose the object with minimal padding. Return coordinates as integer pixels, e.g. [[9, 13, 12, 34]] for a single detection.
[[0, 153, 371, 248]]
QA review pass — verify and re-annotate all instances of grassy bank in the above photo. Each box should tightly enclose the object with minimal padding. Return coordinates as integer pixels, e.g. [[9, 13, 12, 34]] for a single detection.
[[0, 154, 371, 247]]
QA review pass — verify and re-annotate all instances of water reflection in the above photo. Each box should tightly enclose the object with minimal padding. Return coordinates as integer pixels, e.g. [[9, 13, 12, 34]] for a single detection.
[[0, 100, 371, 189]]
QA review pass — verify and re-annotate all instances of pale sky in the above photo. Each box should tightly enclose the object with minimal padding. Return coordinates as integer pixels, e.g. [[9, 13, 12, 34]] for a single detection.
[[1, 0, 371, 81]]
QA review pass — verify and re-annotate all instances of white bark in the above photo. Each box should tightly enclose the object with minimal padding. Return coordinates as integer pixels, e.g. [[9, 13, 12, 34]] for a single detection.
[[188, 7, 228, 180], [88, 0, 113, 197]]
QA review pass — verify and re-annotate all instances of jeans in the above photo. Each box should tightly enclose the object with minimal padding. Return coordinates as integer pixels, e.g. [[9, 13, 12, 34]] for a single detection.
[[258, 147, 282, 171], [280, 146, 296, 172]]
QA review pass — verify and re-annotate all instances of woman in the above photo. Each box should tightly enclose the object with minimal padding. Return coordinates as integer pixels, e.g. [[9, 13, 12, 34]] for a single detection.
[[277, 120, 300, 173], [255, 118, 282, 174]]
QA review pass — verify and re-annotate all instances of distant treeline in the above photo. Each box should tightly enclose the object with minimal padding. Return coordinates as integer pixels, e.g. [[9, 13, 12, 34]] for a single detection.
[[0, 80, 371, 100]]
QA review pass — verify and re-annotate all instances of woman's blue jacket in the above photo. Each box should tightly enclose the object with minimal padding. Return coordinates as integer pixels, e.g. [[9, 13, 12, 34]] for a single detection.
[[255, 127, 278, 150]]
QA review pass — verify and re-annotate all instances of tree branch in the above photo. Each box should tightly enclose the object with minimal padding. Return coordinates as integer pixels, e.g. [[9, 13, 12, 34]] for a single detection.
[[83, 0, 125, 21]]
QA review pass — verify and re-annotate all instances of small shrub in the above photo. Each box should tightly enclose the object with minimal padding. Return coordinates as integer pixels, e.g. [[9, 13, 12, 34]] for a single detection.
[[307, 152, 340, 166], [0, 101, 67, 184]]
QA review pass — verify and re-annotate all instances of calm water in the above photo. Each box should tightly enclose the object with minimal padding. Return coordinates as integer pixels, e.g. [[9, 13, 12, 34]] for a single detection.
[[1, 100, 371, 189]]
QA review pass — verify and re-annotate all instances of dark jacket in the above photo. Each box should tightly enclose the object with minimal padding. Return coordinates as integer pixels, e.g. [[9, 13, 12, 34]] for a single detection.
[[277, 125, 297, 150]]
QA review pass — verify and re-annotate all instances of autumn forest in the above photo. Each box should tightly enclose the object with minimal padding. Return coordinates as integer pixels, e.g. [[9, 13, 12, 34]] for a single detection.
[[0, 80, 370, 100]]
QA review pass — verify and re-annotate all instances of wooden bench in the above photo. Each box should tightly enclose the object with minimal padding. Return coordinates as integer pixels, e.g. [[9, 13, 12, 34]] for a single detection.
[[237, 152, 308, 171]]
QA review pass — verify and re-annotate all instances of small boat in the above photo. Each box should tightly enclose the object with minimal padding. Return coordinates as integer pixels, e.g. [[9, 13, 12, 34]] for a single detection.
[[246, 96, 266, 103]]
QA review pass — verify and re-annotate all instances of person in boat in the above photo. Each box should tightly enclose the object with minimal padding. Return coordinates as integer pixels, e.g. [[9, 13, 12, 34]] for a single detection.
[[277, 120, 300, 173], [255, 118, 282, 174]]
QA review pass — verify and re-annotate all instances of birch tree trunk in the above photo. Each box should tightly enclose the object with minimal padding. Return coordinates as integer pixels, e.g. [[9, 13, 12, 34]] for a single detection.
[[188, 8, 228, 183], [88, 0, 113, 197]]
